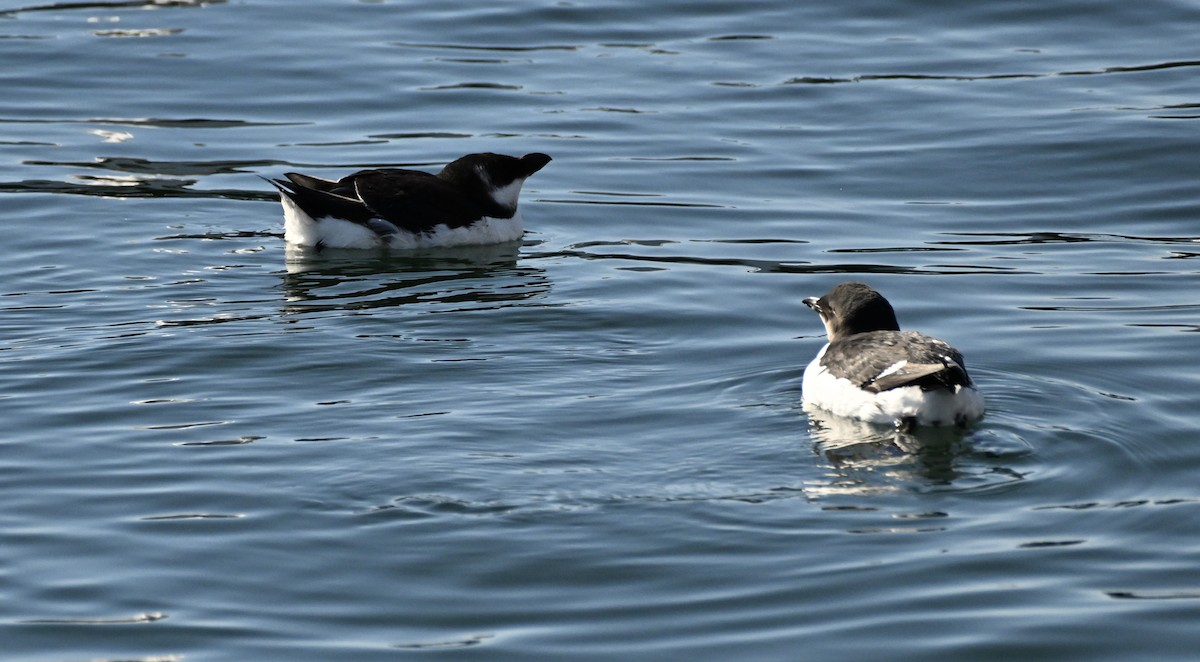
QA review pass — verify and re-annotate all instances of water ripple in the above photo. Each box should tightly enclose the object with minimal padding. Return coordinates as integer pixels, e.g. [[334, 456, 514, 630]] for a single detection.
[[392, 633, 495, 650], [784, 59, 1200, 85], [27, 156, 285, 176], [0, 117, 302, 128], [92, 28, 183, 38], [528, 246, 1024, 275], [0, 177, 272, 200], [3, 0, 215, 15], [1107, 590, 1200, 601], [22, 612, 167, 625], [419, 82, 524, 91], [393, 41, 578, 52]]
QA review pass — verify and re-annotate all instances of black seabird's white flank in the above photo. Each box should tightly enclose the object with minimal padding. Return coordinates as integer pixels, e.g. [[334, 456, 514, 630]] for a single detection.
[[268, 152, 551, 249], [801, 281, 985, 428]]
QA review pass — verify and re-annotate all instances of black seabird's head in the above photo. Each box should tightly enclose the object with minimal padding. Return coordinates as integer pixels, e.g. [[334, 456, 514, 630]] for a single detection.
[[803, 281, 901, 342], [439, 152, 552, 218]]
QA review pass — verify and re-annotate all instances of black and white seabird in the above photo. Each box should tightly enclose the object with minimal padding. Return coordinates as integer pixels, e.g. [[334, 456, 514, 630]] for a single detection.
[[267, 152, 551, 249], [801, 281, 985, 428]]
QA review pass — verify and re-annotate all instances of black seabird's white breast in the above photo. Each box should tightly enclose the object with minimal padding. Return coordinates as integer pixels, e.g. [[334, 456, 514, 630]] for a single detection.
[[800, 281, 985, 428], [267, 151, 551, 250]]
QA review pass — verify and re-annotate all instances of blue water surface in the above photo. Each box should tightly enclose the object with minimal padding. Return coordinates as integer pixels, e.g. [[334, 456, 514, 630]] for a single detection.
[[2, 0, 1199, 659]]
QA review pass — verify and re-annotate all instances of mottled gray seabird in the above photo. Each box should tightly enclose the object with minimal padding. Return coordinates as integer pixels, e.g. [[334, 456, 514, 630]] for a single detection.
[[801, 281, 985, 428]]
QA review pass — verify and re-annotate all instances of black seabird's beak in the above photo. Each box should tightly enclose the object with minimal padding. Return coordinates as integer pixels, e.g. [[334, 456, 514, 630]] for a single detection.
[[802, 296, 820, 311], [521, 153, 552, 176]]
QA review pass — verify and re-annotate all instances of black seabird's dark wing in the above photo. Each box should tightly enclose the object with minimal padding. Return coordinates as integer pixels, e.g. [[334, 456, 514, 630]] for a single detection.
[[348, 169, 486, 233], [821, 330, 972, 393], [270, 172, 374, 224]]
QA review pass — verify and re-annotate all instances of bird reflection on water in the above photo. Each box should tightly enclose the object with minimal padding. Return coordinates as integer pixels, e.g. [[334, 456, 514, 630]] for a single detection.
[[279, 241, 551, 316], [803, 407, 979, 496]]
